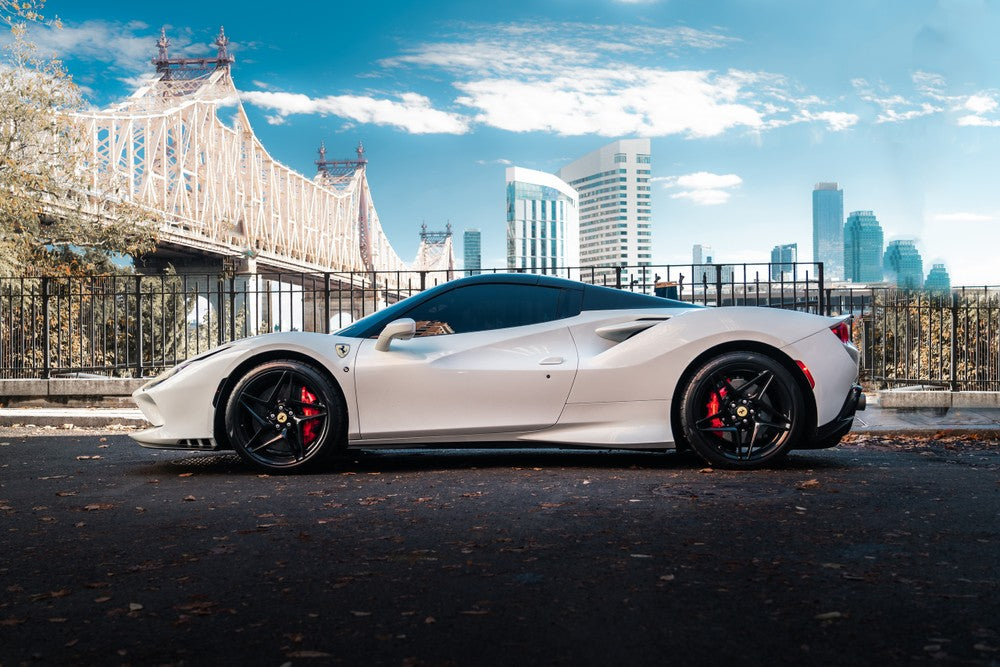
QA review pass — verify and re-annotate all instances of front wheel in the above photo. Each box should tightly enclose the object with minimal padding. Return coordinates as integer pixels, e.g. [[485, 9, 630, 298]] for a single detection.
[[224, 360, 345, 473], [679, 352, 806, 469]]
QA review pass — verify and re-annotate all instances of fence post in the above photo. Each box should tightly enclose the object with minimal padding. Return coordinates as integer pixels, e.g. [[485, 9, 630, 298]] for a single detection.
[[419, 271, 426, 292], [134, 275, 143, 378], [817, 262, 825, 315], [714, 264, 723, 307], [217, 276, 225, 346], [41, 277, 51, 379], [950, 291, 959, 391], [323, 273, 331, 334], [228, 275, 236, 343], [615, 266, 622, 289]]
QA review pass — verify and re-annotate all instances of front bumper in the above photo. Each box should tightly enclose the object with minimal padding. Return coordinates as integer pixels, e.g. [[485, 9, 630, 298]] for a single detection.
[[801, 384, 866, 449]]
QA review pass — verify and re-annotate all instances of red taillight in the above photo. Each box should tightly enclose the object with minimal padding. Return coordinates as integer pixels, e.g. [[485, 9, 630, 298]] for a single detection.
[[830, 321, 851, 344], [796, 360, 816, 389]]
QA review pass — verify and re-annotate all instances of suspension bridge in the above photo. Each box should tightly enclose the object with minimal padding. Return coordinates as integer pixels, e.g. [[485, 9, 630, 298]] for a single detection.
[[71, 27, 454, 280]]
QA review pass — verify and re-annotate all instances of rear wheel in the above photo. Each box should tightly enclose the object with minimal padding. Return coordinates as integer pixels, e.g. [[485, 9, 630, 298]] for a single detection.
[[680, 352, 805, 469], [224, 360, 344, 473]]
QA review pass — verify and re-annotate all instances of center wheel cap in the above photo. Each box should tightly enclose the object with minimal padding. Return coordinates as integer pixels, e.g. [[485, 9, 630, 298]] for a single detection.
[[276, 412, 288, 424], [736, 406, 749, 418]]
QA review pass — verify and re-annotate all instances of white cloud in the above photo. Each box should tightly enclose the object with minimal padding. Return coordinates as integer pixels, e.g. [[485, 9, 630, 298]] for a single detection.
[[379, 22, 851, 138], [964, 94, 997, 114], [2, 20, 213, 73], [930, 212, 994, 222], [659, 171, 743, 205], [240, 89, 470, 134], [454, 69, 768, 137], [476, 158, 513, 165]]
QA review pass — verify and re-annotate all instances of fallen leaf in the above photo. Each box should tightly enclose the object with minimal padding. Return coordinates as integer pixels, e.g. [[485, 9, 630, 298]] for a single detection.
[[350, 610, 371, 617], [129, 603, 143, 611], [183, 495, 196, 502], [56, 491, 77, 497], [797, 479, 821, 489], [659, 574, 675, 581], [815, 611, 844, 620], [178, 473, 194, 478], [424, 616, 436, 624], [84, 503, 115, 511], [699, 468, 714, 474], [94, 596, 111, 603]]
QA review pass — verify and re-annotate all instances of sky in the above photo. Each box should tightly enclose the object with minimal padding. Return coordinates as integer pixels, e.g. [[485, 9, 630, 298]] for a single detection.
[[9, 0, 1000, 285]]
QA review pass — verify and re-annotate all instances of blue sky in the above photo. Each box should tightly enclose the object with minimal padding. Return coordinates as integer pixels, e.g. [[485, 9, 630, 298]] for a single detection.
[[13, 0, 1000, 285]]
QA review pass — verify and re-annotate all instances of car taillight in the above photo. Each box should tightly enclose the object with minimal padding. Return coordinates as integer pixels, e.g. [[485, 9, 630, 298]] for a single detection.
[[830, 321, 851, 344], [796, 360, 816, 389]]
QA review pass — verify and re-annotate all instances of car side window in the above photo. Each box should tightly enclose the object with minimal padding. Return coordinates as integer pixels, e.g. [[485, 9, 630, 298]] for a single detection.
[[402, 284, 565, 336]]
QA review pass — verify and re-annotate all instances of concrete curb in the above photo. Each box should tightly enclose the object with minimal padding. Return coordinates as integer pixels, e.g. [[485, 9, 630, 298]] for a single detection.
[[0, 408, 147, 428]]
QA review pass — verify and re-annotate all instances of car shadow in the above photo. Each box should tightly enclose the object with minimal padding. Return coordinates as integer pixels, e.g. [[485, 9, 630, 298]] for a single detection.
[[136, 445, 852, 476]]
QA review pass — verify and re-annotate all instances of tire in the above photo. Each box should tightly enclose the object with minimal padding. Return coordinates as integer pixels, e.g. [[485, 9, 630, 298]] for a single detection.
[[679, 352, 805, 470], [224, 359, 345, 473]]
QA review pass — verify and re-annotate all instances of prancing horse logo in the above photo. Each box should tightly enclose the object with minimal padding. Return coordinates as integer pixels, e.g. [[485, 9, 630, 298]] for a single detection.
[[335, 343, 350, 358]]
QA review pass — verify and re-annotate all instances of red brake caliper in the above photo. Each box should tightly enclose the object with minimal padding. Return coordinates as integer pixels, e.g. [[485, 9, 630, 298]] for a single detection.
[[300, 386, 319, 444], [706, 385, 728, 430]]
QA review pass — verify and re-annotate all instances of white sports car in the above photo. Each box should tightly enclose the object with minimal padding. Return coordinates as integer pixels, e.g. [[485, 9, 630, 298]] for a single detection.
[[131, 273, 864, 472]]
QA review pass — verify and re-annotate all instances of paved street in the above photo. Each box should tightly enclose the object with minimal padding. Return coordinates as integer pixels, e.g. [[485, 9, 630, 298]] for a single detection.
[[0, 431, 998, 666]]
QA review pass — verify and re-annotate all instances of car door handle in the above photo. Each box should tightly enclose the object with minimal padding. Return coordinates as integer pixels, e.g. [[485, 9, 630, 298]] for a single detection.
[[539, 356, 564, 365]]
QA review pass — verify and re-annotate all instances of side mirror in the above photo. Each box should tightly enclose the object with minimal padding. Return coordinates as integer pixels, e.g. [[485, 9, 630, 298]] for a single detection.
[[374, 318, 416, 352]]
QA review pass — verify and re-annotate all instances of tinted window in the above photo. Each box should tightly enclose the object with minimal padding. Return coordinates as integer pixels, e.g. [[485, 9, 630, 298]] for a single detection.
[[403, 284, 564, 336], [582, 284, 688, 310]]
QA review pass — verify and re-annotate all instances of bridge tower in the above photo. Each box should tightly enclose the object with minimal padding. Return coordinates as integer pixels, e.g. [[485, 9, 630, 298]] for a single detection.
[[415, 223, 456, 279], [315, 141, 372, 271]]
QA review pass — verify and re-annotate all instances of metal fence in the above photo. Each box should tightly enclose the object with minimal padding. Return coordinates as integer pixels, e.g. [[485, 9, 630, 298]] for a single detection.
[[825, 286, 1000, 391], [2, 262, 997, 389]]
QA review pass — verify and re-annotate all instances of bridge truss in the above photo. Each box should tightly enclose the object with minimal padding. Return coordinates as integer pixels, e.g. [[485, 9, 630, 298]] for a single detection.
[[71, 28, 453, 278]]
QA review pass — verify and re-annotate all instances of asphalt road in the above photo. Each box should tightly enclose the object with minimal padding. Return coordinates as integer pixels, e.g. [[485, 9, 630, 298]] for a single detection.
[[0, 431, 998, 666]]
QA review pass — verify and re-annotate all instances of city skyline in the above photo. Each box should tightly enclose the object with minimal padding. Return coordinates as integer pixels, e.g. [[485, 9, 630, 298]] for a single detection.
[[10, 0, 1000, 285]]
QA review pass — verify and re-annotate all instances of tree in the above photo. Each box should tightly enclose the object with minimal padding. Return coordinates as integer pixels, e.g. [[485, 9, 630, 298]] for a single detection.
[[0, 0, 155, 276]]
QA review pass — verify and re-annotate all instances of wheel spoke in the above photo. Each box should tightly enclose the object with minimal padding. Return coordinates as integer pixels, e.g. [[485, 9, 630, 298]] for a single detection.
[[287, 425, 304, 461], [714, 375, 744, 399], [695, 411, 725, 428], [248, 428, 284, 453], [697, 424, 739, 435], [755, 419, 790, 432], [287, 399, 327, 414], [239, 395, 270, 426], [263, 371, 289, 403], [752, 371, 774, 399]]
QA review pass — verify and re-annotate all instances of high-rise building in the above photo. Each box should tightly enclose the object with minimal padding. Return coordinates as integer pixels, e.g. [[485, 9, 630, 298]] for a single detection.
[[924, 264, 951, 291], [813, 183, 844, 280], [557, 139, 652, 285], [505, 167, 579, 274], [770, 243, 798, 280], [883, 239, 924, 289], [463, 228, 481, 276], [843, 210, 884, 283], [692, 244, 711, 265]]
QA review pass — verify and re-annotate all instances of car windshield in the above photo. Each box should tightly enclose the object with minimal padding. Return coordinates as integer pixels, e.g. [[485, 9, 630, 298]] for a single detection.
[[335, 283, 450, 338]]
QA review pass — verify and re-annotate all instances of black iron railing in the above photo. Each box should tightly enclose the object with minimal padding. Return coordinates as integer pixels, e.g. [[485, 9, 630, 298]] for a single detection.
[[5, 262, 997, 389]]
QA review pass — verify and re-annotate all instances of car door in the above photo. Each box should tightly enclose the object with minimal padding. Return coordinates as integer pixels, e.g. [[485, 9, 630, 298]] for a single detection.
[[354, 282, 579, 439]]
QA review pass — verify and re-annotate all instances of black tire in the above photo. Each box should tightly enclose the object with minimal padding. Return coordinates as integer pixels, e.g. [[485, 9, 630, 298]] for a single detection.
[[224, 359, 345, 473], [679, 352, 805, 469]]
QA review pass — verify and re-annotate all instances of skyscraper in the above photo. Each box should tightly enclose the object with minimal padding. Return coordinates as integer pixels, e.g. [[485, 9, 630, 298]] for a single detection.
[[924, 264, 951, 291], [692, 244, 712, 265], [557, 139, 652, 285], [463, 228, 481, 276], [770, 243, 798, 280], [843, 210, 884, 283], [883, 239, 924, 289], [505, 167, 579, 274], [813, 183, 844, 280]]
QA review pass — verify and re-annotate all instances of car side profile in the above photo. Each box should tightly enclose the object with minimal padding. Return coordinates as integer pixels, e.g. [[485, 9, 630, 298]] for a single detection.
[[131, 273, 864, 472]]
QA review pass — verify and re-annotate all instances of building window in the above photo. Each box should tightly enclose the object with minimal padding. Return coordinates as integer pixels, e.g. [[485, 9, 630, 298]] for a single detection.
[[636, 154, 651, 164], [614, 153, 627, 163]]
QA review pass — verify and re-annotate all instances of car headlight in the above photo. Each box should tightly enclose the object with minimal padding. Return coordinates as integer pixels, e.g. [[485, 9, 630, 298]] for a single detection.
[[140, 344, 233, 390]]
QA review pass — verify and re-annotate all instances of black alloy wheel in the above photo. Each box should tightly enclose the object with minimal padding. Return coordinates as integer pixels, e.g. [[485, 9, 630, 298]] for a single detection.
[[225, 360, 344, 473], [680, 352, 805, 469]]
